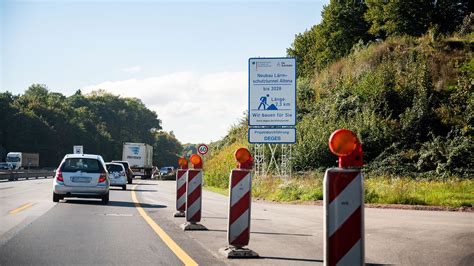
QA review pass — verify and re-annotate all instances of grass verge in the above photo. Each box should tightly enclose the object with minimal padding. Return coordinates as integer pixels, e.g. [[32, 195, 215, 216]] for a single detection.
[[204, 172, 473, 208], [204, 186, 228, 196], [253, 173, 473, 208]]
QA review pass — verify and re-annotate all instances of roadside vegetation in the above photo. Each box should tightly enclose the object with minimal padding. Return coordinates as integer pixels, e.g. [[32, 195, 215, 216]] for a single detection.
[[0, 87, 183, 167], [204, 1, 473, 208]]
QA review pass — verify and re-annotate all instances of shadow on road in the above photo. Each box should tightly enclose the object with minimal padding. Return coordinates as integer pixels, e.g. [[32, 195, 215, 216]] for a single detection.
[[206, 228, 312, 237], [259, 256, 323, 263], [64, 199, 166, 209]]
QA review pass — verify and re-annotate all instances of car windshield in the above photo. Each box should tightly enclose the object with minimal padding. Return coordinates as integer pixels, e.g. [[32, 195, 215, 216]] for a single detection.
[[61, 158, 102, 173], [6, 156, 20, 162], [107, 164, 123, 173]]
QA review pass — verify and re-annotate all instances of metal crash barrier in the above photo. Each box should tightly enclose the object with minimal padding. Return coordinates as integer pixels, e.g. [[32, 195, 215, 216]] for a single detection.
[[0, 170, 55, 181]]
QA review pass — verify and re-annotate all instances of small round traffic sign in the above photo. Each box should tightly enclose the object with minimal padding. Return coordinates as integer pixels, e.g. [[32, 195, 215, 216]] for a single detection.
[[197, 144, 209, 155]]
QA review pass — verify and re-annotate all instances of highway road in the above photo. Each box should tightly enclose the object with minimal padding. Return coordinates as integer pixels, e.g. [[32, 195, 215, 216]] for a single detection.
[[0, 178, 472, 265]]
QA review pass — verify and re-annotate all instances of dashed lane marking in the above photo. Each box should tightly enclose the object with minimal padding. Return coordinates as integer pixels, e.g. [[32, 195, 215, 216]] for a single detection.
[[9, 203, 35, 215]]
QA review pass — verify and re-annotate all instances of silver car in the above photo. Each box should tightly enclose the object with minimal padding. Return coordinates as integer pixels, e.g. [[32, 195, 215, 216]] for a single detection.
[[53, 154, 110, 204], [105, 162, 127, 190]]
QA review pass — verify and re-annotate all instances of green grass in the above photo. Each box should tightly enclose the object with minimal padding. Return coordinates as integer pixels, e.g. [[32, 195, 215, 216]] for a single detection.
[[251, 173, 473, 208], [365, 176, 474, 207], [204, 185, 229, 196]]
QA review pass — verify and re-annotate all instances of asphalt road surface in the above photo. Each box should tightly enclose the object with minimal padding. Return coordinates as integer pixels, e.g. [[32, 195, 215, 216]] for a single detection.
[[0, 178, 472, 265]]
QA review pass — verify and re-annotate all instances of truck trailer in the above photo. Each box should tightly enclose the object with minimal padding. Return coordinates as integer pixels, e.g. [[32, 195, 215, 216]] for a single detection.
[[122, 143, 153, 179], [6, 152, 40, 170]]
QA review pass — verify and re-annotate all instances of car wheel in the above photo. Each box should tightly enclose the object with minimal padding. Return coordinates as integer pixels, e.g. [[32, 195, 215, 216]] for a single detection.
[[102, 193, 109, 204], [53, 192, 60, 202], [122, 185, 126, 190]]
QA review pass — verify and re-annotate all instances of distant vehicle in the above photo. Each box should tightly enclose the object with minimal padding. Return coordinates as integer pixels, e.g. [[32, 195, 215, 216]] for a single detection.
[[111, 160, 134, 184], [6, 152, 39, 170], [159, 166, 175, 175], [106, 162, 127, 190], [53, 154, 110, 204], [122, 143, 153, 179], [0, 162, 13, 170]]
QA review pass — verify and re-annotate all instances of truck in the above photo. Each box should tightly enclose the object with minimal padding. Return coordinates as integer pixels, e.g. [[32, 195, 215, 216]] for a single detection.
[[122, 143, 153, 179], [6, 152, 40, 170]]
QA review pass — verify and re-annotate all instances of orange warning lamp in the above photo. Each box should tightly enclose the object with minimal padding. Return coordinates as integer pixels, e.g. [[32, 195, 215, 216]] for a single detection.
[[178, 157, 188, 169], [329, 129, 363, 168], [190, 154, 203, 169], [235, 148, 253, 169]]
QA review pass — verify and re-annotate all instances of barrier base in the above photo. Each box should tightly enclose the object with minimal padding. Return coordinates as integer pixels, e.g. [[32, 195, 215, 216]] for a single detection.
[[173, 211, 185, 217], [181, 222, 207, 231], [219, 246, 259, 258]]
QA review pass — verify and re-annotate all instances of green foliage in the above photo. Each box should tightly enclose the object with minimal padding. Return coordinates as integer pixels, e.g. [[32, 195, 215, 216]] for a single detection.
[[152, 131, 182, 168], [182, 143, 197, 158], [365, 0, 471, 37], [0, 85, 178, 167], [203, 142, 246, 188], [204, 5, 473, 207], [365, 176, 474, 207], [365, 0, 434, 37], [250, 173, 473, 208], [290, 0, 471, 80], [287, 0, 371, 76]]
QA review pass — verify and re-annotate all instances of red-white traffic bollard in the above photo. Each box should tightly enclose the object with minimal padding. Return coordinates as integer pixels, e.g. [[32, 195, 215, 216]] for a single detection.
[[181, 154, 207, 231], [174, 157, 188, 218], [219, 148, 259, 258], [324, 129, 364, 266]]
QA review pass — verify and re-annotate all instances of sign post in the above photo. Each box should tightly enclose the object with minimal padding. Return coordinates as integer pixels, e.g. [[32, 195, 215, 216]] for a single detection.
[[248, 57, 296, 178]]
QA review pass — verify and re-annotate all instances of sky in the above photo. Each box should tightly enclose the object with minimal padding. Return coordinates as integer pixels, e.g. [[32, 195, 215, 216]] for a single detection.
[[1, 0, 327, 144]]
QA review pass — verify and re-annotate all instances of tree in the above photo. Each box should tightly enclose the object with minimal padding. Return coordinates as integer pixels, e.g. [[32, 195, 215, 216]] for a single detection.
[[288, 0, 371, 77], [433, 0, 471, 35], [152, 131, 183, 167], [365, 0, 434, 37], [0, 85, 165, 166]]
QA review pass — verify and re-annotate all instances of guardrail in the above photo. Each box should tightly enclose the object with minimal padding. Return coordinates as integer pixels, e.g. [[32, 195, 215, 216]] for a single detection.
[[0, 170, 55, 181]]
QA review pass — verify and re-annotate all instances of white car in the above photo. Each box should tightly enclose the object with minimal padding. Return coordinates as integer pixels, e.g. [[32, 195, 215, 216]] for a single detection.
[[53, 154, 110, 204], [106, 162, 127, 190]]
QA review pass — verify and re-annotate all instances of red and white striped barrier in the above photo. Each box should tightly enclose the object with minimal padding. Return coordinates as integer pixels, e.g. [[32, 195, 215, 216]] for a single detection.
[[174, 169, 187, 217], [324, 168, 364, 266], [185, 169, 202, 223], [228, 169, 252, 246], [220, 147, 258, 258]]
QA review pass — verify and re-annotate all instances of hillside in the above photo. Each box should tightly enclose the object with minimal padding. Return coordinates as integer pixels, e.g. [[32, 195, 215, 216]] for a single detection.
[[203, 5, 473, 207]]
